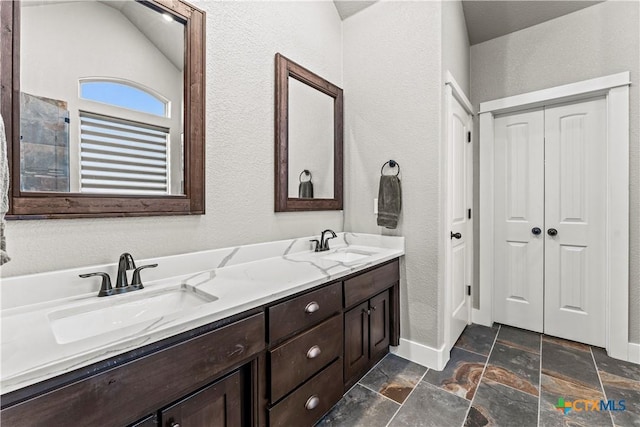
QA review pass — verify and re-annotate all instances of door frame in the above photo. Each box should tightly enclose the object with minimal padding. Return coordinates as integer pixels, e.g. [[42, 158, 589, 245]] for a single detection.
[[477, 72, 631, 361], [443, 71, 474, 352]]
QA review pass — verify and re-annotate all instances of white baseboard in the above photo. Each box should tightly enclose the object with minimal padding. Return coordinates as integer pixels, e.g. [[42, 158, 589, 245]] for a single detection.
[[629, 342, 640, 364], [472, 308, 492, 327], [391, 338, 449, 371]]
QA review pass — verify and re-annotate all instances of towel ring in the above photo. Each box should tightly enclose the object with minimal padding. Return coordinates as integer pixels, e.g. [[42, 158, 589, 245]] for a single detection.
[[381, 160, 400, 176], [299, 170, 312, 182]]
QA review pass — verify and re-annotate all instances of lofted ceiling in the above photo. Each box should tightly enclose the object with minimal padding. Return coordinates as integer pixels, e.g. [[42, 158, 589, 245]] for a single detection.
[[333, 1, 377, 20], [462, 0, 603, 45], [332, 0, 603, 46]]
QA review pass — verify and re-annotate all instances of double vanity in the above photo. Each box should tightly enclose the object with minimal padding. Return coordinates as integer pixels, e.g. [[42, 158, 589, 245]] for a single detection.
[[1, 233, 404, 426]]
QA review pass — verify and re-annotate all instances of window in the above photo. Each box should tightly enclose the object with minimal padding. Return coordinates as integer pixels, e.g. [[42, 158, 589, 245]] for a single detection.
[[78, 79, 172, 195], [79, 112, 169, 194], [80, 80, 168, 117]]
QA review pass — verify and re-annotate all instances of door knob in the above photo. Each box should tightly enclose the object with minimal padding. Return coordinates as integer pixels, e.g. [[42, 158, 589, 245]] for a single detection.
[[450, 232, 462, 239], [532, 227, 542, 235], [547, 228, 558, 236]]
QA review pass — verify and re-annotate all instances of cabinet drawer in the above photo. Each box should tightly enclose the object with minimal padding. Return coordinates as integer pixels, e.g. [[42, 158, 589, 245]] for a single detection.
[[270, 314, 342, 402], [344, 260, 399, 308], [269, 358, 343, 427], [268, 282, 342, 343]]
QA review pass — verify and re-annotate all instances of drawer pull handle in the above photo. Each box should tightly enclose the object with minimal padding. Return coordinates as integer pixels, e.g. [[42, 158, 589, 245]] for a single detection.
[[306, 345, 322, 359], [305, 301, 320, 313], [305, 395, 320, 410]]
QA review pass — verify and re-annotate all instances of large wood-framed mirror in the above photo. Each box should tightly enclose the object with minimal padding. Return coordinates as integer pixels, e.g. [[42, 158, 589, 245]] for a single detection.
[[275, 53, 343, 212], [0, 0, 205, 219]]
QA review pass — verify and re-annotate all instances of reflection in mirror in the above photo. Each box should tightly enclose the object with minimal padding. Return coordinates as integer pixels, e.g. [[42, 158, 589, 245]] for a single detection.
[[287, 78, 334, 199], [20, 0, 185, 195], [274, 53, 343, 212]]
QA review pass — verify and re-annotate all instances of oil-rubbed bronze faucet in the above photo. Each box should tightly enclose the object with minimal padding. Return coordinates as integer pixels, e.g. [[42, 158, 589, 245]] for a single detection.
[[310, 229, 337, 252], [79, 253, 157, 297]]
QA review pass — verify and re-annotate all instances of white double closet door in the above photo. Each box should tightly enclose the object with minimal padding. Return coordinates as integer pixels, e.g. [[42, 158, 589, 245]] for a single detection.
[[493, 97, 607, 347]]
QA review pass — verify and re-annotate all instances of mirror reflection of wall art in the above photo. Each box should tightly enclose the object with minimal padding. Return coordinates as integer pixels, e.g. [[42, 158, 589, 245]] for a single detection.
[[274, 53, 343, 212]]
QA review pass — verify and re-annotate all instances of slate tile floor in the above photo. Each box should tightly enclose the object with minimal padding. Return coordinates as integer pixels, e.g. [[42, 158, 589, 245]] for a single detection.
[[318, 324, 640, 426]]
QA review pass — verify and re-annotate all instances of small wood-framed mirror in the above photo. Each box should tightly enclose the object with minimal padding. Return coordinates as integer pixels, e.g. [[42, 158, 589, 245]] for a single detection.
[[0, 0, 205, 219], [274, 53, 343, 212]]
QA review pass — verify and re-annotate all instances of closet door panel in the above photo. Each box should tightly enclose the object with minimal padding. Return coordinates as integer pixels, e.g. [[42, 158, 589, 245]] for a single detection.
[[493, 109, 545, 332], [544, 97, 607, 347]]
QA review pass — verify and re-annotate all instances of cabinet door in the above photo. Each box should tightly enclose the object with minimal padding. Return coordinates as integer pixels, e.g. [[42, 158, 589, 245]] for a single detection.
[[161, 370, 242, 427], [369, 290, 390, 358], [344, 301, 369, 385]]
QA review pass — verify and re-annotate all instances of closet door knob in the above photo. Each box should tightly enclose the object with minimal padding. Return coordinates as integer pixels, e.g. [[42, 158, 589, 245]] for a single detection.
[[547, 228, 558, 236], [450, 232, 462, 239], [532, 227, 542, 235]]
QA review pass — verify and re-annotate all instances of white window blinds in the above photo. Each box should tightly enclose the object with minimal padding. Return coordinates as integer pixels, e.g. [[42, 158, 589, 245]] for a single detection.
[[79, 112, 169, 194]]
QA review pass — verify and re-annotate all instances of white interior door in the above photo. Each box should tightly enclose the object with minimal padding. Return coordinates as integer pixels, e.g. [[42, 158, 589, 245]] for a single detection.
[[544, 97, 607, 347], [493, 109, 545, 332], [446, 94, 472, 348]]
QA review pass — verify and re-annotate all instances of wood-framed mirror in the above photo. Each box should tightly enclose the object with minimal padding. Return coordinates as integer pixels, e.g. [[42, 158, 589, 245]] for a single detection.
[[274, 53, 343, 212], [0, 0, 205, 219]]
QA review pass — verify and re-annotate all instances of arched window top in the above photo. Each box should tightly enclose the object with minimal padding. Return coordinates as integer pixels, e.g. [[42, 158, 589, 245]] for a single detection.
[[80, 79, 168, 117]]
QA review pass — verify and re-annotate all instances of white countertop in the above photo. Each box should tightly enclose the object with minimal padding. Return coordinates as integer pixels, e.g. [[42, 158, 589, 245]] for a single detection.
[[1, 233, 404, 395]]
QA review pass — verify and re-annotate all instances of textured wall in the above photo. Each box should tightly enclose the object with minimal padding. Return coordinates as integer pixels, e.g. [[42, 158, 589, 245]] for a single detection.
[[2, 1, 344, 277], [469, 1, 640, 343], [442, 0, 470, 97], [343, 1, 443, 348]]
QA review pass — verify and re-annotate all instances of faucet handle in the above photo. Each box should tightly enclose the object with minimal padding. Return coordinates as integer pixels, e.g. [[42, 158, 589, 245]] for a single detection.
[[130, 264, 158, 289], [309, 239, 321, 252], [79, 272, 113, 297]]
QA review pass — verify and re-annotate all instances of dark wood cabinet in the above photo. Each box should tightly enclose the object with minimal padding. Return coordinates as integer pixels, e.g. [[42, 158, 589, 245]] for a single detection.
[[370, 290, 391, 358], [161, 370, 243, 427], [1, 313, 265, 427], [344, 289, 391, 389], [2, 258, 401, 427], [344, 301, 370, 384]]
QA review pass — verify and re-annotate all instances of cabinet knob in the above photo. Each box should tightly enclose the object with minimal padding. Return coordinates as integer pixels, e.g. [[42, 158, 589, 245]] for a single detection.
[[305, 301, 320, 314], [305, 395, 320, 410], [306, 345, 322, 359]]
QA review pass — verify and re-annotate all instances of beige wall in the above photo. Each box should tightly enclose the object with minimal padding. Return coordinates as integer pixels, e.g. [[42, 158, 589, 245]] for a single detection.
[[470, 1, 640, 343], [343, 1, 444, 348], [3, 1, 344, 277]]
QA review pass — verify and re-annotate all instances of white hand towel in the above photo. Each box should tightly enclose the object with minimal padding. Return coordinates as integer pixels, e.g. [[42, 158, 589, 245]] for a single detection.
[[0, 113, 11, 265]]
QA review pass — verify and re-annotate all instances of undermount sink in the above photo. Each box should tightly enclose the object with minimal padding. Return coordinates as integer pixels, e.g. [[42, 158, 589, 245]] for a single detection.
[[321, 248, 377, 265], [48, 284, 217, 344]]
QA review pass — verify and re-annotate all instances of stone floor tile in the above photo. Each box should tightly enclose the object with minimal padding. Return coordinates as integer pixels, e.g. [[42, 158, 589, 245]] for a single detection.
[[484, 342, 540, 396], [423, 347, 487, 400], [455, 323, 499, 356], [359, 353, 427, 404], [316, 384, 399, 427], [497, 325, 541, 354], [464, 379, 538, 427], [389, 381, 470, 427]]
